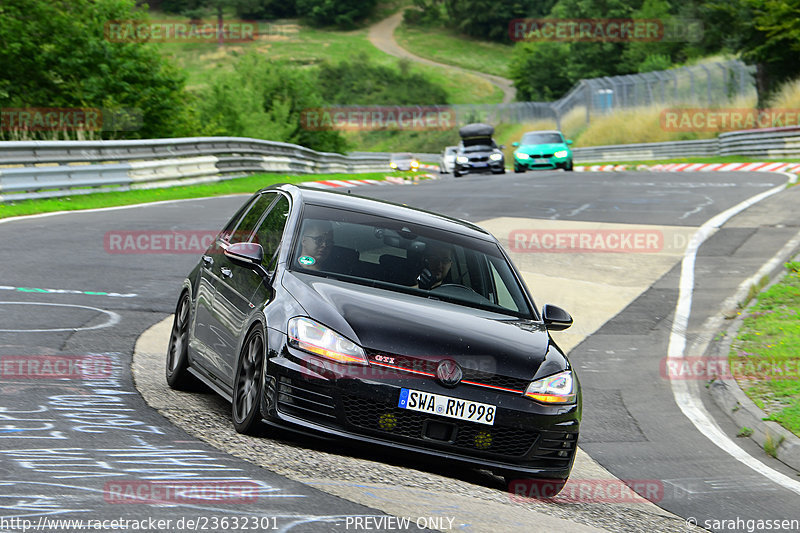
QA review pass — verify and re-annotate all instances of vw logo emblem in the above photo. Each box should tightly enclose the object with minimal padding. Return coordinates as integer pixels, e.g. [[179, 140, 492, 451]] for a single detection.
[[436, 359, 462, 387]]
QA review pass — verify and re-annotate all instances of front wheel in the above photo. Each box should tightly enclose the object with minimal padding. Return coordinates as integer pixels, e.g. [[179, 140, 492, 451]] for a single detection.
[[564, 160, 574, 171], [232, 327, 266, 435], [166, 292, 194, 390], [453, 170, 462, 177]]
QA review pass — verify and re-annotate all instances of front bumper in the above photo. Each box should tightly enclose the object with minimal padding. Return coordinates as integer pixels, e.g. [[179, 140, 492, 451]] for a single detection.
[[261, 339, 580, 479], [455, 160, 505, 174], [515, 156, 571, 170]]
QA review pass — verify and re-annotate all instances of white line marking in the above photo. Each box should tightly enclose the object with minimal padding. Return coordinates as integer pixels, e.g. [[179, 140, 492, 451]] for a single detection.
[[668, 172, 800, 494], [0, 302, 121, 333]]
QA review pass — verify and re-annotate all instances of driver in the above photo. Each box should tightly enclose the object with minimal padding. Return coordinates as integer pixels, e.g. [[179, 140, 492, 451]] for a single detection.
[[417, 241, 453, 290], [297, 220, 333, 271]]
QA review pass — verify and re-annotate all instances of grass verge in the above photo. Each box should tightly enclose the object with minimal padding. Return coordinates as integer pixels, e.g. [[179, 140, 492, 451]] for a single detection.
[[729, 261, 800, 438], [0, 172, 398, 220], [394, 23, 512, 78]]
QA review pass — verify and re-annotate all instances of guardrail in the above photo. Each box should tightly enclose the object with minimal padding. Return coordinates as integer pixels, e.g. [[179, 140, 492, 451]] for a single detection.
[[0, 137, 390, 202], [573, 126, 800, 163]]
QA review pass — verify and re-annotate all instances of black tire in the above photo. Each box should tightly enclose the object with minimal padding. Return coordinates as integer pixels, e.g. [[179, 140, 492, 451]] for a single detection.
[[565, 160, 574, 171], [166, 292, 194, 390], [504, 476, 566, 499], [232, 327, 266, 435], [514, 164, 523, 173], [453, 170, 462, 177]]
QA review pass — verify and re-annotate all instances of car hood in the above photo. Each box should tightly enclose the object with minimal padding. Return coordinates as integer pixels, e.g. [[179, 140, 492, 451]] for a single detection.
[[283, 273, 565, 381], [516, 143, 569, 155]]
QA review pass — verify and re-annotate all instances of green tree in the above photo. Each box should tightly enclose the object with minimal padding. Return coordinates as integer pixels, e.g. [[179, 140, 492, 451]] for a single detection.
[[197, 54, 348, 152], [441, 0, 558, 42], [0, 0, 192, 139], [701, 0, 800, 103], [317, 55, 449, 105], [295, 0, 378, 29]]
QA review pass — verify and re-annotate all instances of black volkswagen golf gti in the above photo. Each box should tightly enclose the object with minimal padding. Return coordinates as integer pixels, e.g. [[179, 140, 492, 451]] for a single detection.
[[167, 183, 580, 491]]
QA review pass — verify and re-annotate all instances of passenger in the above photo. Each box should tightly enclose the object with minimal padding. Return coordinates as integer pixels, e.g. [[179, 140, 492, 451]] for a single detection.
[[416, 242, 453, 289], [297, 220, 333, 271]]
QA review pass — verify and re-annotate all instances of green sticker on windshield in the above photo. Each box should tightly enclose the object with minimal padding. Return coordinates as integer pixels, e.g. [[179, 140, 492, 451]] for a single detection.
[[298, 256, 315, 266]]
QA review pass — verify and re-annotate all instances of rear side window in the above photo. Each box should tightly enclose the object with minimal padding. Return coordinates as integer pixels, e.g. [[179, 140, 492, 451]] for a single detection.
[[252, 195, 290, 269], [225, 193, 276, 244]]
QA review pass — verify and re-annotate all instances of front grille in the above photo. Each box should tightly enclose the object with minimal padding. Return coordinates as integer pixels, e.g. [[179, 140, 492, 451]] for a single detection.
[[342, 395, 538, 458], [277, 377, 337, 423], [368, 352, 530, 393], [470, 156, 489, 162]]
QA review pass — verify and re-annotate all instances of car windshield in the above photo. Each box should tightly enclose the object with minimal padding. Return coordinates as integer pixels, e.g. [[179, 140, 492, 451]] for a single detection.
[[463, 144, 495, 153], [290, 204, 534, 318], [521, 133, 564, 145]]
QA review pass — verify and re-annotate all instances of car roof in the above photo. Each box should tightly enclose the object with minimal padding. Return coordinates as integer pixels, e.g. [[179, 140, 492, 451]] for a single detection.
[[523, 130, 563, 135], [263, 184, 495, 241]]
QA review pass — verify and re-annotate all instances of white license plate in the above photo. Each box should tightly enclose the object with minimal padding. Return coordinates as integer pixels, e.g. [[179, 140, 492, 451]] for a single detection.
[[398, 388, 495, 425], [473, 162, 488, 167], [534, 158, 549, 164]]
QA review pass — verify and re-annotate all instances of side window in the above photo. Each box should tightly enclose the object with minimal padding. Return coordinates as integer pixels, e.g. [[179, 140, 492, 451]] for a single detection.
[[252, 195, 290, 269], [218, 195, 259, 243], [490, 263, 518, 311], [228, 193, 277, 244]]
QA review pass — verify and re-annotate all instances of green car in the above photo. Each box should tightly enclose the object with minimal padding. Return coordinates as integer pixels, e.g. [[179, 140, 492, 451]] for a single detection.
[[512, 130, 573, 172]]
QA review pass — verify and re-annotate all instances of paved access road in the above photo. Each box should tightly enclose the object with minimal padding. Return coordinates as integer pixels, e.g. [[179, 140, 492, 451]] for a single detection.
[[2, 169, 799, 532]]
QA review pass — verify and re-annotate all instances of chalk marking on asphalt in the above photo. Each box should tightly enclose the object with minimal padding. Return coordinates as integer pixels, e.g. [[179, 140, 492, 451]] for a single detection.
[[0, 285, 137, 298], [668, 172, 800, 495], [0, 302, 121, 333]]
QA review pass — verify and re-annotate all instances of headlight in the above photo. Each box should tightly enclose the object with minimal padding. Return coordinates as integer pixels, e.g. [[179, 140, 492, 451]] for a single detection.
[[489, 153, 503, 161], [390, 162, 397, 169], [515, 152, 530, 160], [411, 160, 419, 168], [554, 150, 569, 158], [287, 317, 368, 365], [456, 155, 469, 164], [525, 370, 576, 404]]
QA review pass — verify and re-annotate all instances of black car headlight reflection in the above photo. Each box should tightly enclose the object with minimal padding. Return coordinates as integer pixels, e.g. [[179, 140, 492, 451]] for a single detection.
[[524, 370, 576, 404], [287, 317, 368, 365]]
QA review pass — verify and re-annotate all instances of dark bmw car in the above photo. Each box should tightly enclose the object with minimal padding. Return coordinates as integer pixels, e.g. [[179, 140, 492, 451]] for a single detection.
[[453, 123, 506, 177], [167, 184, 580, 491]]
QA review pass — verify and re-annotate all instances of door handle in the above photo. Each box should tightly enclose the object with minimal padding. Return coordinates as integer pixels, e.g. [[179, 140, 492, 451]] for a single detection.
[[220, 267, 233, 279], [202, 255, 214, 267]]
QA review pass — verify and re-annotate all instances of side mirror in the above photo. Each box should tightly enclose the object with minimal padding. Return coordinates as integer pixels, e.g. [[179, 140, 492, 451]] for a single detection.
[[542, 304, 572, 331], [512, 142, 519, 147], [566, 139, 573, 145], [224, 242, 270, 278], [499, 144, 506, 150]]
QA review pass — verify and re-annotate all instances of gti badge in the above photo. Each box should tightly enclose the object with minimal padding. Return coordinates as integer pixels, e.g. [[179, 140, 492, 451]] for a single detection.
[[436, 359, 462, 387]]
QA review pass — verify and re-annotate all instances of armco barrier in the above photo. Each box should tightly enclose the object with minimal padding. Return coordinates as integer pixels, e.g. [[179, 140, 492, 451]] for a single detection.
[[0, 137, 389, 202], [573, 125, 800, 163]]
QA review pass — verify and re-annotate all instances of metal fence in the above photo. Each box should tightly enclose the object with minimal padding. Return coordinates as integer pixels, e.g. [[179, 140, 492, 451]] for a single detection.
[[449, 59, 756, 130], [0, 137, 390, 202], [572, 126, 800, 163]]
